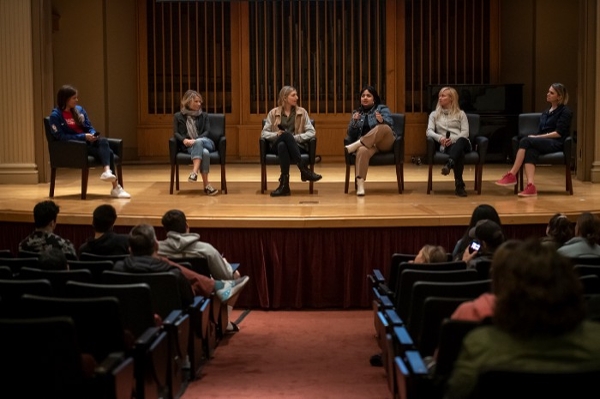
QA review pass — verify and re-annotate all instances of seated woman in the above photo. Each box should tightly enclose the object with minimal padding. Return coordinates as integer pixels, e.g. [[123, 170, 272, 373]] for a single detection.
[[557, 211, 600, 258], [49, 85, 130, 198], [173, 90, 218, 195], [261, 85, 322, 197], [344, 85, 395, 196]]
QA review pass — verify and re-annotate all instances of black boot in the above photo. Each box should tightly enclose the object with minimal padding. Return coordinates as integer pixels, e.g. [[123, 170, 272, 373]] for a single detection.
[[270, 174, 291, 197], [455, 180, 467, 197], [441, 159, 454, 176], [298, 163, 322, 182]]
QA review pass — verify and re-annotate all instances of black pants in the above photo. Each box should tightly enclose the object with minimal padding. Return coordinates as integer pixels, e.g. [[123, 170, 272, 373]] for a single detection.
[[270, 132, 306, 175], [443, 137, 471, 187], [519, 136, 563, 164]]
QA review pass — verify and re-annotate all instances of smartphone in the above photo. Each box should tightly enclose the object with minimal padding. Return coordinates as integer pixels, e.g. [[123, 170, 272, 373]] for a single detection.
[[469, 241, 481, 254], [92, 131, 100, 137]]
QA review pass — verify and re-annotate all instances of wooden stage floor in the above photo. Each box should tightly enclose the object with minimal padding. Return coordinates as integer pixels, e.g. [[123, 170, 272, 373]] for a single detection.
[[1, 162, 599, 228]]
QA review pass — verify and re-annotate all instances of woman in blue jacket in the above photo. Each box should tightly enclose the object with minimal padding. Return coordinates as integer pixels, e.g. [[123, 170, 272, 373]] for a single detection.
[[48, 85, 130, 198]]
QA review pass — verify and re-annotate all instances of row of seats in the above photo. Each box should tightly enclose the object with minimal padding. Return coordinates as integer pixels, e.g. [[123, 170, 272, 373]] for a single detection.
[[44, 113, 574, 199], [368, 253, 600, 399]]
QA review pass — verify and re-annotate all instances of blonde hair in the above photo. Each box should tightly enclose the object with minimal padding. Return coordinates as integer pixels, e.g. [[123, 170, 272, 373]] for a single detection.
[[420, 245, 447, 263], [551, 83, 569, 105], [435, 86, 462, 117], [180, 90, 203, 111], [278, 86, 297, 108]]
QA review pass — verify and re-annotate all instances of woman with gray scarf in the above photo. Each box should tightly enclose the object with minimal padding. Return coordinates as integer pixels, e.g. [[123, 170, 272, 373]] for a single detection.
[[173, 90, 218, 195]]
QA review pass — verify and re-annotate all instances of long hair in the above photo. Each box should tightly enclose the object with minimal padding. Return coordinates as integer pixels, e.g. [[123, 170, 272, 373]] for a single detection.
[[575, 212, 600, 247], [56, 85, 84, 129], [356, 85, 382, 111], [493, 239, 586, 338], [277, 86, 297, 108], [435, 86, 462, 117], [552, 83, 569, 105], [454, 204, 502, 260], [180, 90, 203, 112], [418, 244, 447, 263], [546, 213, 573, 246]]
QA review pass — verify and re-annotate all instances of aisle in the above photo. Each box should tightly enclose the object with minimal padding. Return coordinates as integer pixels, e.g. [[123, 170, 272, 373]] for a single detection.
[[181, 309, 390, 399]]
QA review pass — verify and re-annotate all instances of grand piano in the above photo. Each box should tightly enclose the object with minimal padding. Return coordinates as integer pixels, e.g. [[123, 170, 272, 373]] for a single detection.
[[427, 84, 524, 163]]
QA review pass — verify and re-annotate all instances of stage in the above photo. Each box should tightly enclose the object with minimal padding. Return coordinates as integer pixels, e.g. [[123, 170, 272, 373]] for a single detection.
[[1, 162, 598, 308]]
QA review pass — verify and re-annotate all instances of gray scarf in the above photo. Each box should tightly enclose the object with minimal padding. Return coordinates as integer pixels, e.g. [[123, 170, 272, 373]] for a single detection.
[[181, 108, 202, 139]]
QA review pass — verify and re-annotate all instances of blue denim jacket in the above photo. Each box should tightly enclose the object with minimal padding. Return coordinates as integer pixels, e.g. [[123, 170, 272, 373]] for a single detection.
[[346, 104, 394, 142]]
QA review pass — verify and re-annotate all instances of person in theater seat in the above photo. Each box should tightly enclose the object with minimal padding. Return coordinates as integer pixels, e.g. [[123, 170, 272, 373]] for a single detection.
[[557, 211, 600, 259], [78, 204, 129, 257], [261, 85, 322, 197], [425, 86, 471, 197], [49, 85, 130, 198], [172, 90, 219, 195], [344, 85, 395, 196], [495, 83, 573, 197], [452, 204, 502, 261], [540, 212, 573, 251]]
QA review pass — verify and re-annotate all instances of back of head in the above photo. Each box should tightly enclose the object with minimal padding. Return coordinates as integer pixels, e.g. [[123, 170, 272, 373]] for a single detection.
[[161, 209, 187, 234], [38, 248, 69, 271], [546, 213, 573, 246], [416, 244, 447, 264], [92, 204, 117, 233], [469, 204, 501, 229], [33, 200, 60, 228], [575, 212, 600, 247], [493, 239, 586, 338], [470, 219, 505, 253], [128, 224, 157, 256]]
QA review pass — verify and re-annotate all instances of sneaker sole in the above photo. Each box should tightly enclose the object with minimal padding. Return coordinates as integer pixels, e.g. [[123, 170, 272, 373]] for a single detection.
[[101, 176, 117, 182], [518, 193, 537, 197], [495, 182, 517, 187], [205, 190, 219, 196]]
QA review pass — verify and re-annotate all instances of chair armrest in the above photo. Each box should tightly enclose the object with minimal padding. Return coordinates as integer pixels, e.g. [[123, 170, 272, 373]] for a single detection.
[[307, 137, 317, 163], [343, 136, 353, 164], [393, 135, 405, 162], [259, 137, 269, 163], [106, 138, 123, 158], [48, 140, 89, 166], [426, 137, 437, 164], [217, 136, 226, 165], [168, 137, 179, 164], [473, 136, 489, 162]]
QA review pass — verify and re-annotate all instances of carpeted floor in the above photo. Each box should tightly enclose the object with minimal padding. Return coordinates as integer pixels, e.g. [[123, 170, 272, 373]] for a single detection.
[[181, 309, 390, 399]]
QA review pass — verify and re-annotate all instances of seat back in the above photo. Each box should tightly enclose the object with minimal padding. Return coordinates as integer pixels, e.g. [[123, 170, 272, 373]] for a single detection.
[[0, 266, 12, 279], [434, 319, 481, 377], [574, 264, 600, 279], [392, 260, 468, 296], [517, 113, 542, 139], [18, 267, 93, 296], [0, 257, 41, 276], [0, 316, 86, 399], [79, 252, 128, 263], [0, 278, 53, 316], [417, 296, 472, 356], [0, 249, 13, 258], [207, 113, 225, 147], [68, 260, 115, 283], [579, 275, 600, 296], [167, 256, 211, 277], [466, 113, 481, 141]]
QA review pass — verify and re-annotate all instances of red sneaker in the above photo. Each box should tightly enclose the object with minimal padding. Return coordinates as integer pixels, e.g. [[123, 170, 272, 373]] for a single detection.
[[518, 183, 537, 197], [495, 172, 517, 186]]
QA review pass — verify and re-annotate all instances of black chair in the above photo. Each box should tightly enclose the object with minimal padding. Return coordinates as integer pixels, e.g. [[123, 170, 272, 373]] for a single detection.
[[574, 264, 600, 279], [17, 295, 136, 399], [0, 266, 12, 279], [433, 319, 481, 381], [169, 113, 227, 194], [260, 119, 317, 194], [18, 248, 77, 262], [0, 249, 13, 258], [570, 257, 600, 266], [472, 369, 600, 399], [0, 257, 41, 276], [0, 316, 133, 399], [426, 113, 488, 194], [43, 117, 124, 200], [343, 113, 405, 194], [79, 252, 128, 263], [389, 258, 467, 299], [68, 260, 115, 283], [17, 267, 93, 297], [407, 279, 491, 339], [579, 275, 600, 296], [0, 278, 53, 316], [512, 112, 574, 195], [395, 268, 479, 322]]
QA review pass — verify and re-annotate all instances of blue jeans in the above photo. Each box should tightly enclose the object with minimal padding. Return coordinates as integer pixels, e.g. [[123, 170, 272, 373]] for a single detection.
[[188, 138, 215, 174]]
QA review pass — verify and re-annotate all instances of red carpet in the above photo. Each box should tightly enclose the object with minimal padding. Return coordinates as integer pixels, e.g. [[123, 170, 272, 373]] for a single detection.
[[182, 310, 390, 399]]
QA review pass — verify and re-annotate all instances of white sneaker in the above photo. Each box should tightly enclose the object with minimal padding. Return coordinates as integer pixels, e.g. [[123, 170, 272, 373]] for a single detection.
[[110, 185, 131, 198], [215, 276, 250, 303], [100, 170, 117, 182]]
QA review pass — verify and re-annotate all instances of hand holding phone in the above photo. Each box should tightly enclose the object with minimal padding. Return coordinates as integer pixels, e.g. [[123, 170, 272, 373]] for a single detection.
[[468, 241, 481, 254], [93, 131, 100, 137]]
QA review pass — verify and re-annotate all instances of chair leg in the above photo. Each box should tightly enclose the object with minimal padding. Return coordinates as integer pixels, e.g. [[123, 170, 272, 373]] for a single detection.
[[476, 165, 482, 195], [175, 164, 180, 191], [309, 163, 314, 194], [49, 168, 57, 198], [81, 169, 89, 200], [117, 164, 124, 188], [260, 164, 266, 194], [170, 164, 176, 194], [344, 164, 350, 193], [221, 164, 227, 194], [427, 164, 433, 194], [566, 164, 573, 195], [396, 163, 403, 194]]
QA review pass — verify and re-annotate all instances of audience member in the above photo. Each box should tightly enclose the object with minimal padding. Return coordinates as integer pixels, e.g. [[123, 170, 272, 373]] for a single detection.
[[452, 204, 502, 261], [114, 224, 249, 306], [461, 219, 505, 271], [410, 244, 447, 264], [19, 200, 77, 259], [557, 212, 600, 258], [260, 85, 322, 197], [446, 239, 600, 399], [540, 212, 574, 251], [344, 85, 395, 196], [38, 247, 69, 271], [78, 204, 129, 256]]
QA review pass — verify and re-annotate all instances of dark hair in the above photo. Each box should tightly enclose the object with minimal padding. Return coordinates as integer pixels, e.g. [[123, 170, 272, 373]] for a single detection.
[[551, 82, 569, 105], [38, 248, 69, 271], [575, 212, 600, 247], [161, 209, 187, 234], [357, 85, 382, 111], [128, 224, 157, 256], [92, 204, 117, 233], [546, 213, 574, 246], [493, 239, 586, 338], [454, 204, 502, 260], [33, 200, 60, 228], [56, 85, 84, 129]]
